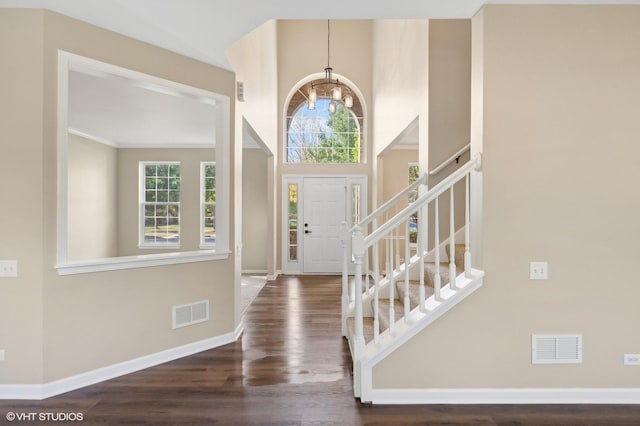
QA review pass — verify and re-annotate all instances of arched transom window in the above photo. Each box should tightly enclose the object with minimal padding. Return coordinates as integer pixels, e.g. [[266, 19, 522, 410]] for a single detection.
[[286, 79, 364, 164]]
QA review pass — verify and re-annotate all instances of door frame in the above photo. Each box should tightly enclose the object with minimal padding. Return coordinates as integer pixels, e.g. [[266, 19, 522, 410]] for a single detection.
[[281, 174, 367, 275]]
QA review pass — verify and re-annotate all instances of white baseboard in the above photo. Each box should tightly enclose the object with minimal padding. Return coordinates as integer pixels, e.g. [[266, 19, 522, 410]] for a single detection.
[[241, 269, 267, 275], [368, 388, 640, 405], [0, 322, 244, 400], [267, 271, 280, 281]]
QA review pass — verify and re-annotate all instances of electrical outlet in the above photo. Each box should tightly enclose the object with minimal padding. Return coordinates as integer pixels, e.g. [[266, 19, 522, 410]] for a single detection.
[[624, 354, 640, 365], [0, 260, 18, 278], [530, 261, 548, 280], [0, 350, 5, 361]]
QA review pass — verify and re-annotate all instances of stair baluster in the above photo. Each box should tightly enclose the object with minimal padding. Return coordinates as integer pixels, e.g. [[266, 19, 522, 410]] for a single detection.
[[388, 233, 395, 333], [449, 186, 457, 290], [351, 226, 365, 360], [373, 240, 380, 342], [418, 203, 426, 312], [341, 222, 349, 336], [404, 221, 410, 320], [434, 198, 442, 301], [464, 174, 472, 278]]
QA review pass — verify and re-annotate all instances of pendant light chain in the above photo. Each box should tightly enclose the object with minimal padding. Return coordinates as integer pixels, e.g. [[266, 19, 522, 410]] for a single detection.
[[327, 19, 330, 70], [325, 19, 333, 81], [307, 19, 354, 111]]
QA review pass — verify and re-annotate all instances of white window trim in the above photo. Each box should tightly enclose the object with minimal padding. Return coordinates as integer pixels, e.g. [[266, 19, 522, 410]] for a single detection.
[[139, 161, 181, 249], [200, 161, 216, 249], [55, 51, 231, 275]]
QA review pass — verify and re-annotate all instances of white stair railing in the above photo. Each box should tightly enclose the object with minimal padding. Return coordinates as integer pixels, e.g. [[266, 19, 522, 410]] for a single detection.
[[341, 172, 428, 337], [344, 153, 482, 371]]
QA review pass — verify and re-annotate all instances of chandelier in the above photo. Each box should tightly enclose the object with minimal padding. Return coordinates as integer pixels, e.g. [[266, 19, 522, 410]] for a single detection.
[[307, 20, 353, 113]]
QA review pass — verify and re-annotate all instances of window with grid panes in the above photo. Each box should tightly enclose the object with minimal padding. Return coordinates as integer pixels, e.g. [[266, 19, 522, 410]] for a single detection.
[[140, 162, 181, 248], [201, 162, 216, 247]]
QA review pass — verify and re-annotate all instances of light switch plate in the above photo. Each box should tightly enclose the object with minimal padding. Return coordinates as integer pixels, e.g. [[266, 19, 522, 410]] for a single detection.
[[0, 260, 17, 278], [0, 350, 5, 361], [530, 261, 548, 280]]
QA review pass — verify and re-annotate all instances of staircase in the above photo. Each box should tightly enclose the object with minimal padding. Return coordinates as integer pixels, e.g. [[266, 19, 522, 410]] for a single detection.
[[341, 153, 484, 403], [346, 244, 463, 343]]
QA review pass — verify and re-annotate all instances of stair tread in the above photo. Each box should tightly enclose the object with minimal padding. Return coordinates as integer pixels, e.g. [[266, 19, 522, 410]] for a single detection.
[[396, 280, 435, 310], [346, 316, 375, 345], [446, 243, 465, 272], [377, 299, 405, 333], [424, 262, 452, 287]]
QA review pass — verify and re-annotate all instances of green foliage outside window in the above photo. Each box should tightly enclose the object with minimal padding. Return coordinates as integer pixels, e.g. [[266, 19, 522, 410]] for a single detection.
[[287, 99, 361, 164]]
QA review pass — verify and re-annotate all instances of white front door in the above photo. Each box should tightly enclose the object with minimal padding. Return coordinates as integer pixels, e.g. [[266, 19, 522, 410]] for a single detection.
[[302, 177, 346, 273], [281, 175, 367, 275]]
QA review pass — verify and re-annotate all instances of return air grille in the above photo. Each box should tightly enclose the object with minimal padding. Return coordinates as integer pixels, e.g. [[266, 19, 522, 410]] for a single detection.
[[172, 300, 209, 329], [532, 334, 582, 364]]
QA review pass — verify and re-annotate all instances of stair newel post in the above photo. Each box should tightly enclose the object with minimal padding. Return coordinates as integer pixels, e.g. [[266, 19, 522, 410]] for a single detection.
[[340, 221, 349, 336], [464, 174, 472, 278], [434, 198, 442, 301], [449, 186, 457, 290], [351, 225, 366, 360], [404, 220, 410, 320]]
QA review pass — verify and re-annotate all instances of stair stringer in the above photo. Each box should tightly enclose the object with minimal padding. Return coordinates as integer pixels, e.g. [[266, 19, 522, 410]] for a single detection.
[[357, 269, 484, 403]]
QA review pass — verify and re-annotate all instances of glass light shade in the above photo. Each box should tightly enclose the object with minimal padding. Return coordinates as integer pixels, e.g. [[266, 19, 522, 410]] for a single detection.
[[332, 85, 342, 100], [329, 100, 336, 113], [308, 87, 317, 102], [308, 100, 315, 110], [344, 94, 353, 108]]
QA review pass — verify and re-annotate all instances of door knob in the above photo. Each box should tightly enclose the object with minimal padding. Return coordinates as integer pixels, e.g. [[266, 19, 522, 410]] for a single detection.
[[305, 230, 312, 234]]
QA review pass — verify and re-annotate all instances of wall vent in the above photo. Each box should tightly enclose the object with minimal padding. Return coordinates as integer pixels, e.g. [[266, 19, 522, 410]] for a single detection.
[[172, 300, 209, 329], [532, 334, 582, 364]]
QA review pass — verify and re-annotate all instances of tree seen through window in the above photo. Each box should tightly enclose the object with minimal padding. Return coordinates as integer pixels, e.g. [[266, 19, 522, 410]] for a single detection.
[[287, 99, 361, 164]]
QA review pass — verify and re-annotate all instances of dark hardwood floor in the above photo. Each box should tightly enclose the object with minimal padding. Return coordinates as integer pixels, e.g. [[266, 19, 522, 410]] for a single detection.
[[2, 275, 640, 425]]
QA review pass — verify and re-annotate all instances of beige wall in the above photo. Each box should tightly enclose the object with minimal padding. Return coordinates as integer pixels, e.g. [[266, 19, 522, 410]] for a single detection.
[[116, 148, 215, 256], [0, 9, 237, 385], [372, 20, 429, 160], [226, 21, 279, 277], [242, 148, 269, 271], [380, 149, 418, 206], [226, 20, 279, 156], [374, 5, 640, 389], [428, 20, 471, 172], [0, 10, 45, 384], [427, 20, 471, 249], [68, 134, 118, 260]]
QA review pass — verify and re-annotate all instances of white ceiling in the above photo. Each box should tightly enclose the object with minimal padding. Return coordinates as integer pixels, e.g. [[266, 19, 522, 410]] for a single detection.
[[3, 0, 635, 149], [69, 70, 218, 148], [1, 0, 636, 71]]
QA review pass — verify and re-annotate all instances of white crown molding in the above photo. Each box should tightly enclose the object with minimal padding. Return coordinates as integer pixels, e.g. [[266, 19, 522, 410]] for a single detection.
[[0, 322, 243, 400]]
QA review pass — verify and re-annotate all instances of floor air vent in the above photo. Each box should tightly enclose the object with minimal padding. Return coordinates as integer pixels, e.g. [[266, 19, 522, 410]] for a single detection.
[[172, 300, 209, 329], [532, 334, 582, 364]]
